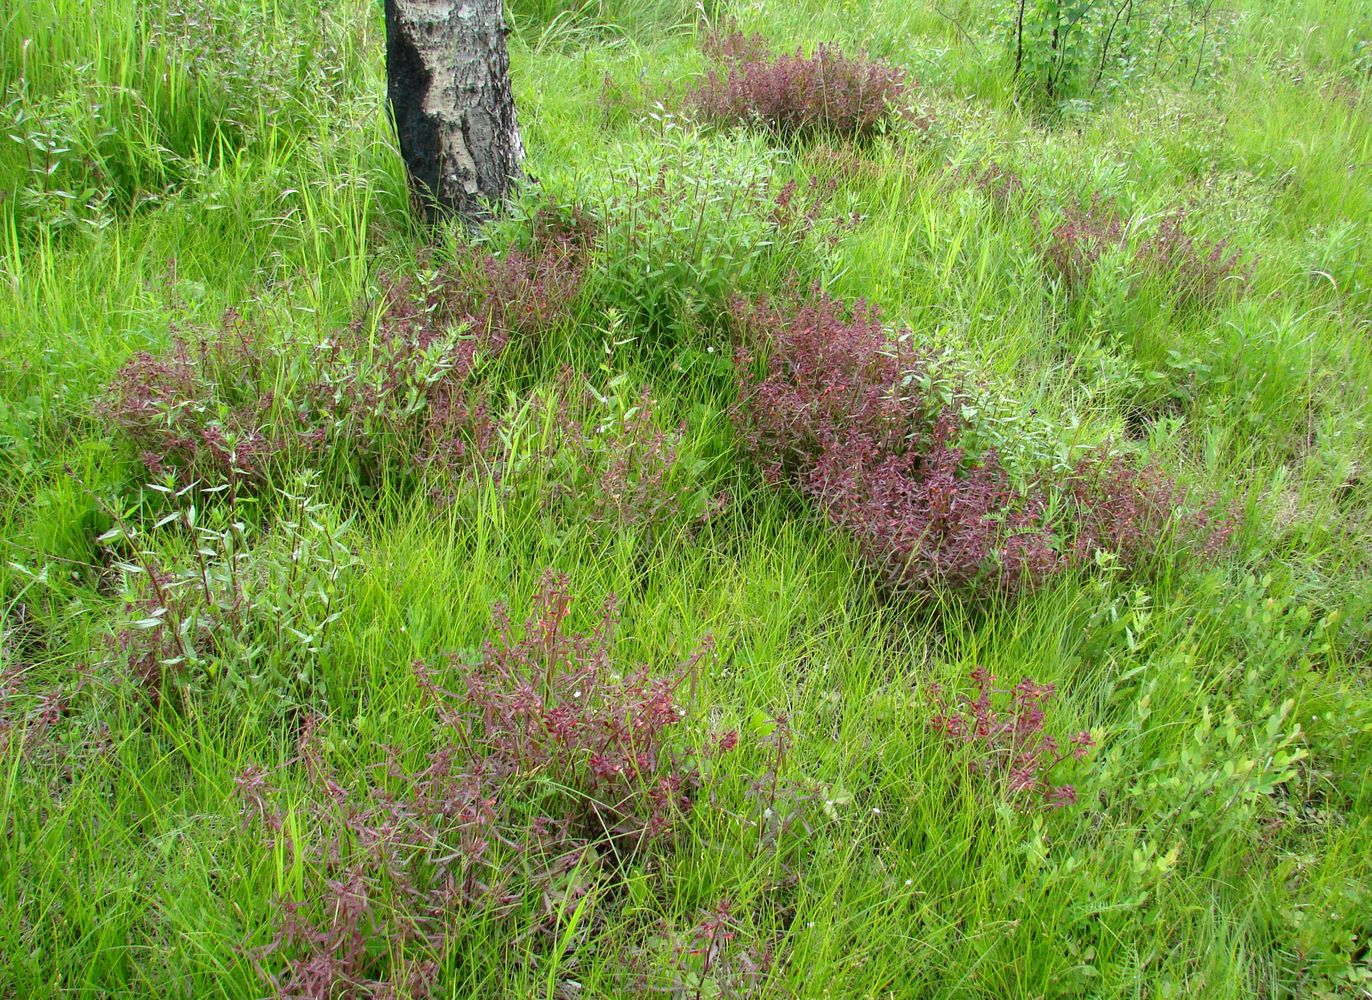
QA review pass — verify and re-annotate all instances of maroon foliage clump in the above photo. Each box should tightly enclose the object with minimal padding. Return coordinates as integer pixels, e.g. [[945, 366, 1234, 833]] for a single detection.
[[103, 311, 297, 482], [731, 292, 925, 483], [732, 291, 1061, 594], [732, 290, 1232, 596], [1043, 198, 1252, 307], [1135, 207, 1252, 308], [422, 570, 714, 850], [809, 418, 1064, 593], [105, 237, 587, 489], [1063, 450, 1235, 566], [239, 574, 733, 997], [690, 30, 910, 141], [931, 666, 1095, 810], [453, 239, 587, 353], [240, 720, 496, 999], [1044, 193, 1126, 293]]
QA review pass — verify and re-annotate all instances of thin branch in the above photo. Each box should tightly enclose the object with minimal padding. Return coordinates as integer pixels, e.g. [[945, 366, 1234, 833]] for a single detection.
[[1014, 0, 1026, 79], [1092, 0, 1132, 93], [933, 2, 982, 54], [1191, 0, 1218, 88]]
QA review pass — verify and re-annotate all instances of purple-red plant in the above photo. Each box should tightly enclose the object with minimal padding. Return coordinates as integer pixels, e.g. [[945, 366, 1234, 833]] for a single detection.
[[103, 311, 297, 482], [239, 729, 500, 998], [452, 239, 587, 352], [239, 574, 734, 996], [1063, 450, 1235, 566], [1044, 193, 1126, 292], [690, 30, 911, 141], [930, 666, 1095, 810], [732, 289, 1232, 595], [1043, 199, 1250, 307], [807, 417, 1065, 593], [105, 237, 586, 489], [423, 571, 716, 849], [732, 291, 1062, 593], [1135, 207, 1252, 308]]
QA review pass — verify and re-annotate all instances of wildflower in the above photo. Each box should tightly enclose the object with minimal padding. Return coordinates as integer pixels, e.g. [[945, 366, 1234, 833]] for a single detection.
[[690, 30, 911, 141]]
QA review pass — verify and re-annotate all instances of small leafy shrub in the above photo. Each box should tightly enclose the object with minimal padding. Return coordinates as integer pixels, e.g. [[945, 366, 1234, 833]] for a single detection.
[[592, 126, 842, 342], [105, 237, 587, 488], [967, 161, 1025, 213], [732, 291, 1062, 593], [653, 899, 775, 997], [1043, 198, 1252, 309], [732, 290, 1231, 595], [240, 573, 731, 996], [303, 242, 583, 484], [99, 474, 355, 713], [690, 29, 911, 142], [1043, 192, 1126, 293], [808, 420, 1065, 593], [523, 374, 729, 537], [103, 310, 296, 482], [1134, 207, 1252, 308], [1007, 0, 1226, 114], [1063, 449, 1235, 566], [930, 667, 1095, 810], [422, 571, 715, 848], [0, 661, 81, 765]]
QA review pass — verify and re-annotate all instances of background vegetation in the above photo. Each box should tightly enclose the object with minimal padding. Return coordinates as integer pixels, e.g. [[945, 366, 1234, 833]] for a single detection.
[[2, 0, 1370, 996]]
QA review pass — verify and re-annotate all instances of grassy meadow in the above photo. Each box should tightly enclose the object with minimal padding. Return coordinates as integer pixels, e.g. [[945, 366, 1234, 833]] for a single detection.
[[2, 0, 1371, 996]]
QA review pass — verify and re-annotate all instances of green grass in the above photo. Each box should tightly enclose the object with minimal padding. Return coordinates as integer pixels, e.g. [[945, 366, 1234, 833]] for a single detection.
[[3, 0, 1372, 996]]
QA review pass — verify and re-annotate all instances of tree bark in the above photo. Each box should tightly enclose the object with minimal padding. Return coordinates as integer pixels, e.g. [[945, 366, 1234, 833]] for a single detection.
[[384, 0, 524, 225]]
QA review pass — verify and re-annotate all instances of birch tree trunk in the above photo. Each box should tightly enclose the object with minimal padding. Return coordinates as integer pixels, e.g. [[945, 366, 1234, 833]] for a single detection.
[[383, 0, 524, 224]]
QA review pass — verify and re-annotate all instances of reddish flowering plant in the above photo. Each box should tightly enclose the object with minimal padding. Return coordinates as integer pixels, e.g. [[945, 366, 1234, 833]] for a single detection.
[[421, 570, 715, 849], [732, 289, 1233, 596], [647, 897, 774, 999], [731, 290, 1062, 594], [930, 667, 1095, 811], [238, 573, 730, 997], [1043, 197, 1252, 308], [691, 29, 911, 141], [1063, 449, 1235, 567], [105, 237, 587, 491], [103, 311, 298, 483], [1043, 193, 1126, 293], [1134, 207, 1252, 308]]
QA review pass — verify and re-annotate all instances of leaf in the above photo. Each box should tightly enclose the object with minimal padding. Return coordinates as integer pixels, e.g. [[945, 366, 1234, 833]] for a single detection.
[[821, 785, 852, 820], [748, 708, 777, 737]]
